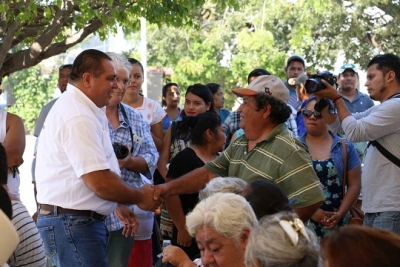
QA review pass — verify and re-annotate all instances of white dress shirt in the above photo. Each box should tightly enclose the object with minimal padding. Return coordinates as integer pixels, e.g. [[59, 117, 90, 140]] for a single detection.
[[36, 84, 120, 215]]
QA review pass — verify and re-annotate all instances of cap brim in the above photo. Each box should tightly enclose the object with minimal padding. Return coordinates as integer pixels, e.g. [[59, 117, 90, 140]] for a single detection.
[[231, 88, 257, 96]]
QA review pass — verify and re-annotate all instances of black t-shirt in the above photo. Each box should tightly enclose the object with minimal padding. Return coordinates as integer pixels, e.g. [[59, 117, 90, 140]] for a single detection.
[[167, 147, 204, 215]]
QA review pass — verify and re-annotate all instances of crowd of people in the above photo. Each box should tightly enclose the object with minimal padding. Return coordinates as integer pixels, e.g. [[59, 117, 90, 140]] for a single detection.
[[1, 49, 400, 267]]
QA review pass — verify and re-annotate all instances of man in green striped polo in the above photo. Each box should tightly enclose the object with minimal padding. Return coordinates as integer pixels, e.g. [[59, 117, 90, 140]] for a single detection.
[[154, 75, 324, 222]]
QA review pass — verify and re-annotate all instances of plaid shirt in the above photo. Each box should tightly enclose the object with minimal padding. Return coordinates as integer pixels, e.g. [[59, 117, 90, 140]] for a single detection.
[[223, 110, 240, 147], [286, 104, 298, 137], [105, 103, 158, 231]]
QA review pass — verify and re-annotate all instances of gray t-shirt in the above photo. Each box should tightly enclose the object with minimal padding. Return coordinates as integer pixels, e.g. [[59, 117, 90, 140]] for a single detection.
[[33, 98, 57, 137]]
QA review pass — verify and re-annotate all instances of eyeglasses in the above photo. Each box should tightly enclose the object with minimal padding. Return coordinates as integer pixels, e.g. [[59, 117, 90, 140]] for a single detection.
[[301, 109, 322, 119], [116, 77, 129, 86], [59, 64, 73, 70]]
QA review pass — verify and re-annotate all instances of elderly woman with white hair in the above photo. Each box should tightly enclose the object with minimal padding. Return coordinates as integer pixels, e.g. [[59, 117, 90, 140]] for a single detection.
[[245, 211, 321, 267], [161, 193, 257, 267]]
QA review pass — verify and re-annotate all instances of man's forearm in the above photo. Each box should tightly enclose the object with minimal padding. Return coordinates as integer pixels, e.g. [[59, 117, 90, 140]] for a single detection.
[[293, 201, 323, 222], [166, 167, 215, 198], [82, 170, 144, 204], [334, 97, 352, 123]]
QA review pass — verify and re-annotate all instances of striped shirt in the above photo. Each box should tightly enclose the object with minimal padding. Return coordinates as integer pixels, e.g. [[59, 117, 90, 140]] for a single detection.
[[105, 103, 158, 232], [204, 123, 324, 209], [9, 201, 46, 267]]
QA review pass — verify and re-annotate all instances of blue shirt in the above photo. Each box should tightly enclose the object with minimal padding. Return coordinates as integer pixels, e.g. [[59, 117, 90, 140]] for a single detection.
[[299, 132, 360, 181], [219, 108, 230, 124], [340, 89, 374, 113], [105, 103, 158, 232], [162, 109, 182, 131]]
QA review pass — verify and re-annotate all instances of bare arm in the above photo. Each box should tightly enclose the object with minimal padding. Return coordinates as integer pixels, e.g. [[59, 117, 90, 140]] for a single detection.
[[151, 121, 164, 152], [119, 155, 149, 174], [165, 192, 192, 247], [293, 201, 323, 222], [82, 169, 159, 211], [4, 113, 25, 167], [326, 165, 361, 227], [157, 125, 172, 179], [315, 80, 352, 124], [154, 167, 216, 200]]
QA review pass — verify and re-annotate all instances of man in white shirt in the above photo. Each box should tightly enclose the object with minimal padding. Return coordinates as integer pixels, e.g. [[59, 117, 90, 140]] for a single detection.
[[35, 49, 159, 267]]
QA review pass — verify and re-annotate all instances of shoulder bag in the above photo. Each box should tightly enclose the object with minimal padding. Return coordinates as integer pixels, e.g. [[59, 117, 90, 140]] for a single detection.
[[341, 139, 364, 226]]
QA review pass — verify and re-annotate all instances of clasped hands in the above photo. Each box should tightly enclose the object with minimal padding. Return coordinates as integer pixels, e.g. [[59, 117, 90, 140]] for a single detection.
[[311, 208, 343, 229], [136, 183, 168, 212]]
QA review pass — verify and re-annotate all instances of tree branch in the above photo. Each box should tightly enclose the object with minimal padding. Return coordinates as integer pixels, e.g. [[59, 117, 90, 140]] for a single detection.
[[0, 17, 103, 78]]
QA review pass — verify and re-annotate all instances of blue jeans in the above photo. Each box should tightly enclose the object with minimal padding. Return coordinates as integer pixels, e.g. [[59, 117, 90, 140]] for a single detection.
[[37, 211, 109, 267], [106, 228, 134, 267], [364, 211, 400, 235]]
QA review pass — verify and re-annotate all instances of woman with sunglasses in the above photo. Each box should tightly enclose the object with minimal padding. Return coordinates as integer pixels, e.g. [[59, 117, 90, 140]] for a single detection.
[[299, 96, 361, 240]]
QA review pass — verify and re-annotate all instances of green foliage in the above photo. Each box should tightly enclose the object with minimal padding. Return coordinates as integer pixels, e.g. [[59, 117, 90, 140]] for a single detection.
[[4, 66, 58, 133], [0, 0, 237, 78]]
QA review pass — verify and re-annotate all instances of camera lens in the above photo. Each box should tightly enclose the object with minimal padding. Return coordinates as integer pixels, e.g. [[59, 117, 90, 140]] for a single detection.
[[304, 79, 319, 94], [113, 143, 129, 159]]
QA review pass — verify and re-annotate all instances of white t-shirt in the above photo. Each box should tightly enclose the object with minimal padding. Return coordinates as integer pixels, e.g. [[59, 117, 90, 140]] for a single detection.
[[135, 97, 166, 126], [36, 84, 120, 215]]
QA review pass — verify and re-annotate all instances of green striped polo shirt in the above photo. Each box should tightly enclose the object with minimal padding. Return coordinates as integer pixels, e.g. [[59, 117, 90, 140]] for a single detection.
[[205, 123, 324, 209]]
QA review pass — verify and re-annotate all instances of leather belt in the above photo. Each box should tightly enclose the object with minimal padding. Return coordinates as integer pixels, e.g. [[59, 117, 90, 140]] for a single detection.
[[39, 204, 107, 221]]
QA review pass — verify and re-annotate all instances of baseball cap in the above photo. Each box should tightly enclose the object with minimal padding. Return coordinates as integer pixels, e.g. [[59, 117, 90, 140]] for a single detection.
[[232, 75, 289, 104], [286, 54, 306, 67], [339, 63, 358, 74], [288, 72, 308, 87]]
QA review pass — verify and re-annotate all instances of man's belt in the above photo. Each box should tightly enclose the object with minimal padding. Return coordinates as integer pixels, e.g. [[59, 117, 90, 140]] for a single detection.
[[39, 204, 107, 221]]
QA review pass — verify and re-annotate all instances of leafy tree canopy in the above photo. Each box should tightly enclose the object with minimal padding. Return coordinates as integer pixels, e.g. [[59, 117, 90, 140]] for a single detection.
[[126, 0, 399, 109], [0, 0, 238, 81]]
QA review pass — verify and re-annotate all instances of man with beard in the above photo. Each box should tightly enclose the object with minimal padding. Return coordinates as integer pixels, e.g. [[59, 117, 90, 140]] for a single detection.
[[314, 53, 400, 235], [337, 63, 375, 160]]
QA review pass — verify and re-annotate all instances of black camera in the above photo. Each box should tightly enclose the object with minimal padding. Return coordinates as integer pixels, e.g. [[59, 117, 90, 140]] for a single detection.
[[304, 71, 337, 94], [112, 143, 129, 159]]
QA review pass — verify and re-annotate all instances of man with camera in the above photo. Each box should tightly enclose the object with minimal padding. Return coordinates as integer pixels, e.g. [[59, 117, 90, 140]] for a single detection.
[[104, 52, 158, 266], [337, 63, 375, 160], [154, 75, 324, 222], [35, 49, 160, 266], [314, 53, 400, 235]]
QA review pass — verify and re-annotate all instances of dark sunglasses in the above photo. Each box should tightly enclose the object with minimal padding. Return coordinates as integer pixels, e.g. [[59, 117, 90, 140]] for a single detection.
[[59, 64, 73, 70], [301, 109, 322, 119]]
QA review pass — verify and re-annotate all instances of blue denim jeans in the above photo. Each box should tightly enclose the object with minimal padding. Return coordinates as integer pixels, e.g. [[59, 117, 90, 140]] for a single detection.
[[106, 228, 134, 267], [364, 211, 400, 235], [37, 211, 109, 267]]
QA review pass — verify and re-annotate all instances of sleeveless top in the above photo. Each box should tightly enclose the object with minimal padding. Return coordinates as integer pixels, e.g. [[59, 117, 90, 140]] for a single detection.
[[0, 110, 21, 199]]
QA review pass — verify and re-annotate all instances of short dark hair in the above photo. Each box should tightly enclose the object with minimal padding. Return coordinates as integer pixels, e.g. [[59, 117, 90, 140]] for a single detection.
[[128, 58, 144, 74], [254, 93, 291, 124], [184, 112, 222, 146], [367, 53, 400, 84], [244, 180, 291, 220], [59, 64, 73, 71], [69, 49, 111, 81], [205, 83, 222, 95], [162, 82, 179, 106], [247, 68, 271, 84], [0, 143, 8, 185]]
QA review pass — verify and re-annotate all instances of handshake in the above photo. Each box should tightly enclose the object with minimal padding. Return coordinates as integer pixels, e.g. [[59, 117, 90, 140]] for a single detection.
[[135, 183, 169, 212]]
